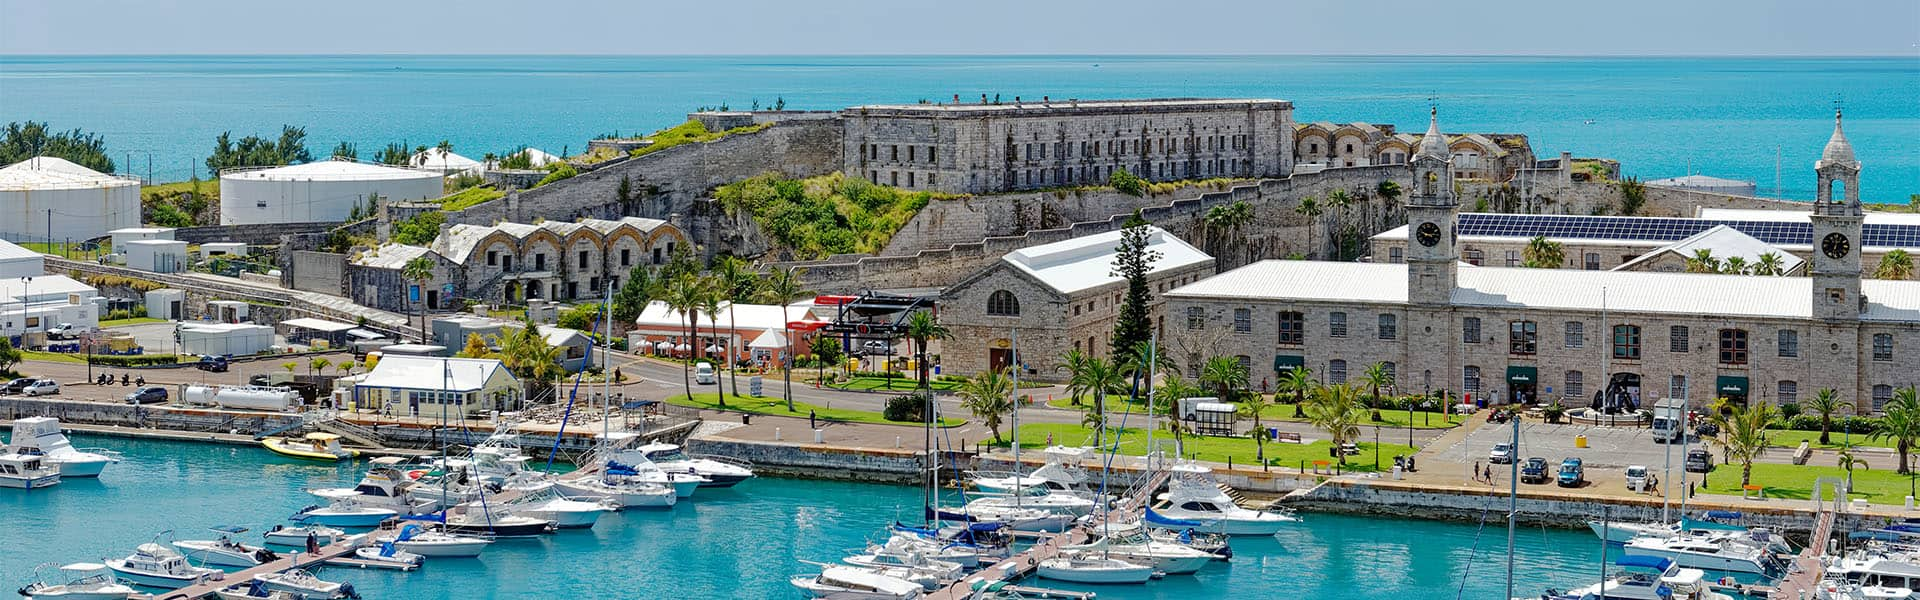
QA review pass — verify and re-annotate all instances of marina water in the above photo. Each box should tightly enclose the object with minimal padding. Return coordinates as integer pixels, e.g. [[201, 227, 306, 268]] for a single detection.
[[2, 55, 1915, 198], [3, 434, 1717, 598]]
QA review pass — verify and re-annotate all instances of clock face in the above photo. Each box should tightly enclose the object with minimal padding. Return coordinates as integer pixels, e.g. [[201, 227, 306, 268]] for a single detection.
[[1416, 222, 1442, 247], [1821, 233, 1851, 259]]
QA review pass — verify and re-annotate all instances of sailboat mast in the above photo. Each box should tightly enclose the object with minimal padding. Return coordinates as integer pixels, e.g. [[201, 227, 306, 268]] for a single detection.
[[1145, 330, 1157, 468], [1011, 327, 1021, 510], [1505, 408, 1518, 600], [1678, 407, 1690, 517]]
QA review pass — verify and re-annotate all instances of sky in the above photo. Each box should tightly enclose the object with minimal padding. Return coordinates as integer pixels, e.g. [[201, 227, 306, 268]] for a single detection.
[[2, 0, 1917, 56]]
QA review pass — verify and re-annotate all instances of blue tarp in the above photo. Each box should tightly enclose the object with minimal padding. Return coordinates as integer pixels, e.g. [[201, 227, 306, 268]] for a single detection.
[[605, 461, 639, 476], [400, 514, 447, 523], [1145, 507, 1205, 528], [397, 525, 421, 542], [1704, 510, 1744, 520], [1615, 555, 1674, 571]]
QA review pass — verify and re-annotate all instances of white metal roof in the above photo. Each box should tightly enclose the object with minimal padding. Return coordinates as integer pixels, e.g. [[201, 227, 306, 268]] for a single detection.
[[1614, 225, 1803, 274], [281, 317, 356, 332], [1168, 260, 1920, 323], [1696, 208, 1920, 226], [0, 156, 140, 191], [108, 227, 177, 236], [220, 158, 443, 182], [409, 148, 482, 172], [179, 323, 271, 334], [1645, 174, 1754, 187], [1002, 226, 1211, 295], [358, 355, 515, 391], [0, 239, 40, 261], [749, 329, 789, 349], [352, 243, 435, 269], [634, 300, 815, 332], [0, 275, 95, 304]]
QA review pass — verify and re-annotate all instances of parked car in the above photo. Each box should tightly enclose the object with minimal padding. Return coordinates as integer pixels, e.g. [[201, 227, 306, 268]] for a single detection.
[[1557, 458, 1585, 487], [126, 386, 169, 405], [1695, 422, 1720, 438], [694, 362, 716, 385], [1520, 457, 1550, 484], [1488, 442, 1515, 465], [46, 323, 79, 340], [194, 355, 230, 373], [22, 380, 60, 397], [1685, 448, 1714, 473], [1625, 465, 1657, 491], [3, 378, 38, 394]]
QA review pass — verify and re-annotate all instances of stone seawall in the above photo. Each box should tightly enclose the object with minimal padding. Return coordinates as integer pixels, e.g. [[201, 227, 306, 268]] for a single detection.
[[174, 222, 337, 245], [686, 437, 926, 484], [1293, 478, 1886, 535], [0, 397, 302, 435]]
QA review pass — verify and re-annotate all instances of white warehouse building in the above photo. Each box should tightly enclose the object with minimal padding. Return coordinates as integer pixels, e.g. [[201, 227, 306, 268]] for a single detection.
[[220, 159, 444, 225], [0, 157, 140, 244]]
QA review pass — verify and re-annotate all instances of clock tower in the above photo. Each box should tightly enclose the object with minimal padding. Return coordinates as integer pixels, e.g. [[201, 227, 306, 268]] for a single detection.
[[1810, 109, 1864, 322], [1406, 107, 1458, 307]]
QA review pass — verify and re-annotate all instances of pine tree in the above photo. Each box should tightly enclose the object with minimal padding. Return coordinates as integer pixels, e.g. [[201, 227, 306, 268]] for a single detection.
[[1109, 210, 1161, 363]]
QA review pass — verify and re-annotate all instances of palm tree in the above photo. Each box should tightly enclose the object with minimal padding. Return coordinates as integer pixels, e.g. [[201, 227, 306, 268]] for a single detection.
[[308, 356, 331, 377], [1294, 196, 1322, 259], [903, 311, 951, 395], [1306, 384, 1369, 465], [1203, 201, 1254, 270], [1237, 388, 1273, 466], [1722, 256, 1750, 276], [1062, 350, 1124, 433], [713, 256, 755, 395], [1521, 235, 1564, 269], [1199, 356, 1249, 402], [1118, 339, 1175, 409], [695, 274, 727, 405], [1705, 403, 1774, 488], [1875, 249, 1915, 281], [1325, 189, 1352, 260], [1871, 387, 1920, 474], [957, 367, 1014, 442], [1279, 366, 1318, 419], [281, 361, 297, 375], [1375, 180, 1402, 228], [1684, 249, 1720, 274], [753, 267, 813, 412], [1361, 362, 1393, 421], [1809, 388, 1852, 446], [401, 256, 437, 342], [662, 273, 704, 404], [1837, 448, 1869, 491], [1752, 252, 1787, 276]]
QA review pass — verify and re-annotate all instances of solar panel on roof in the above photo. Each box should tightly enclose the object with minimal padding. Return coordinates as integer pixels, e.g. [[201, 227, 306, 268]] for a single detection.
[[1453, 213, 1919, 248]]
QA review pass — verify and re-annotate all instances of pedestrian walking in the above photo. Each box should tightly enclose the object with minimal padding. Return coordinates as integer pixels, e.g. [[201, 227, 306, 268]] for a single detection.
[[1472, 460, 1482, 482], [808, 409, 817, 429]]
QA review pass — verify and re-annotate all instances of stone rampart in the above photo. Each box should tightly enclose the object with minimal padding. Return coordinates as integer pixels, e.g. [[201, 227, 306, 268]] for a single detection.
[[1295, 478, 1884, 534], [173, 222, 337, 245]]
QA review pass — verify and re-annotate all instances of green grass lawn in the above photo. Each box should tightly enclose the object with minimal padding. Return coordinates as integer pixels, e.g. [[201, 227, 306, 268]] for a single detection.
[[987, 422, 1414, 473], [99, 317, 164, 328], [20, 350, 85, 364], [1698, 462, 1920, 505], [1041, 396, 1464, 429], [665, 392, 964, 428], [1763, 428, 1895, 450], [830, 375, 960, 393]]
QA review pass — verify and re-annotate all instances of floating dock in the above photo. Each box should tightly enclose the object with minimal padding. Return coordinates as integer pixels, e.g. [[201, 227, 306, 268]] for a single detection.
[[149, 535, 373, 600], [923, 469, 1170, 600], [1769, 509, 1837, 599]]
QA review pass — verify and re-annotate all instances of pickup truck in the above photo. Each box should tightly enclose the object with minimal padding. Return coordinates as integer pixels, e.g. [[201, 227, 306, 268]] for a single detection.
[[1557, 458, 1585, 487], [46, 323, 80, 340], [1625, 465, 1657, 491], [1520, 457, 1550, 484], [1685, 448, 1714, 473]]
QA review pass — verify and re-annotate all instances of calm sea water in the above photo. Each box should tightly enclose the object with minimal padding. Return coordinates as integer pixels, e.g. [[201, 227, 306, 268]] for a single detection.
[[0, 434, 1730, 599], [0, 55, 1915, 200]]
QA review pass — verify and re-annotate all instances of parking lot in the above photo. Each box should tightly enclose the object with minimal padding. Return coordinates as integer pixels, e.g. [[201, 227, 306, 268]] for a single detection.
[[1432, 419, 1713, 479]]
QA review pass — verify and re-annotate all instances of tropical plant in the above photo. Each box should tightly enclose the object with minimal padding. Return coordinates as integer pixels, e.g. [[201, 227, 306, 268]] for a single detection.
[[810, 335, 843, 382], [1837, 448, 1869, 490], [1723, 256, 1750, 276], [1108, 167, 1145, 196], [662, 272, 705, 403], [308, 356, 331, 376], [1279, 366, 1318, 419], [1203, 201, 1254, 270], [695, 274, 727, 404], [1875, 249, 1915, 281], [1062, 350, 1125, 431], [1542, 400, 1567, 425], [1375, 180, 1402, 222], [1199, 356, 1249, 402], [206, 125, 311, 175], [0, 338, 20, 375], [281, 361, 297, 374], [958, 367, 1015, 442], [1684, 249, 1721, 274], [1704, 403, 1775, 488], [904, 310, 950, 395], [1294, 196, 1323, 259], [1522, 235, 1564, 269], [1361, 362, 1394, 421], [1306, 384, 1369, 465], [330, 141, 356, 160], [753, 266, 814, 410], [1617, 177, 1646, 216], [1237, 388, 1274, 466], [400, 256, 436, 342], [1325, 189, 1352, 260], [1871, 387, 1920, 474], [610, 265, 654, 325], [713, 256, 756, 395], [1752, 252, 1787, 276], [457, 332, 492, 358], [1809, 388, 1853, 446], [1109, 211, 1161, 363]]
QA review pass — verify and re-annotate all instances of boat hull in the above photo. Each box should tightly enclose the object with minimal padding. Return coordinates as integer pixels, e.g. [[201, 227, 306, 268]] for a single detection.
[[1620, 545, 1771, 575], [394, 539, 489, 558], [693, 473, 750, 488], [171, 541, 270, 567], [103, 564, 211, 590], [519, 508, 602, 529], [789, 577, 917, 599], [51, 457, 108, 478], [0, 474, 61, 489], [261, 439, 355, 461], [262, 527, 342, 547], [442, 521, 553, 538], [293, 510, 394, 528], [17, 584, 133, 600], [1036, 562, 1155, 584]]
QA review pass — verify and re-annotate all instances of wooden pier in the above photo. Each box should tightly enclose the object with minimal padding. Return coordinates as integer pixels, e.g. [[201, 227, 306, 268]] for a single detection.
[[146, 535, 372, 600], [1770, 508, 1837, 599], [924, 469, 1171, 600]]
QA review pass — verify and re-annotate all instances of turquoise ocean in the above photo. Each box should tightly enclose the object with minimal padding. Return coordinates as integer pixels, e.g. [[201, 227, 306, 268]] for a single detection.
[[0, 434, 1684, 599], [0, 55, 1915, 200]]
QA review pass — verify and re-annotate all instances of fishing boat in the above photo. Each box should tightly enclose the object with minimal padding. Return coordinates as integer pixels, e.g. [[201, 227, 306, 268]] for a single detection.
[[969, 446, 1102, 499], [603, 447, 709, 497], [1034, 556, 1156, 584], [6, 417, 121, 477], [172, 526, 279, 567], [308, 460, 445, 515], [1066, 529, 1216, 575], [635, 442, 755, 488], [790, 564, 923, 599], [104, 543, 220, 590], [479, 485, 616, 528], [1520, 556, 1735, 600], [352, 542, 424, 568], [389, 525, 491, 558], [261, 525, 345, 547], [553, 473, 678, 508], [262, 433, 358, 461], [252, 569, 354, 600], [0, 452, 61, 489], [290, 491, 400, 527], [212, 583, 304, 600], [1621, 533, 1781, 575], [1151, 464, 1298, 535], [16, 562, 136, 599]]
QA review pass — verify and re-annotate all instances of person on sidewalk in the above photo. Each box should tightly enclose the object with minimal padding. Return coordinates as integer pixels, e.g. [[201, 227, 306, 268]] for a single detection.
[[809, 410, 817, 429]]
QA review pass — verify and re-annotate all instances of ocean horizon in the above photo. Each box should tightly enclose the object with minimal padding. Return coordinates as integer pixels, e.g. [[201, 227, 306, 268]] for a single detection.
[[2, 54, 1915, 200]]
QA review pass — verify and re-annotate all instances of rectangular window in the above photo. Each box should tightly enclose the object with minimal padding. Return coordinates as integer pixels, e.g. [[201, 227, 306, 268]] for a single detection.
[[25, 316, 40, 328], [1463, 317, 1481, 344], [1329, 312, 1347, 338], [927, 146, 935, 163], [1329, 360, 1348, 384], [1505, 250, 1520, 267], [908, 146, 915, 162], [1378, 314, 1397, 340], [620, 248, 631, 267], [1874, 333, 1894, 362], [1565, 322, 1585, 349], [1779, 380, 1798, 404], [487, 251, 498, 266], [927, 173, 936, 185], [1584, 253, 1600, 270], [1186, 307, 1205, 330], [1718, 329, 1749, 365], [1778, 330, 1798, 357], [907, 172, 915, 187], [1874, 385, 1894, 412], [652, 247, 662, 264], [534, 253, 546, 271], [1670, 375, 1689, 400], [1566, 371, 1584, 397], [1276, 311, 1303, 344], [577, 250, 588, 269], [1509, 320, 1538, 355], [1670, 326, 1690, 353], [1388, 247, 1403, 263], [1463, 366, 1482, 394], [1233, 308, 1252, 334], [890, 145, 898, 161], [1464, 249, 1484, 266], [890, 172, 898, 186], [1613, 325, 1642, 360]]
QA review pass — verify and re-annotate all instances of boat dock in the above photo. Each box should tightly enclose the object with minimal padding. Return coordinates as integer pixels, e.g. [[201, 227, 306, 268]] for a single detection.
[[923, 468, 1171, 600], [147, 536, 373, 600], [1769, 508, 1837, 599]]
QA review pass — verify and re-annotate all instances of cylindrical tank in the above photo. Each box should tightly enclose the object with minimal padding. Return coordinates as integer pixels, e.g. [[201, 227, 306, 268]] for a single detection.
[[0, 157, 141, 242], [185, 384, 299, 411], [219, 159, 443, 225]]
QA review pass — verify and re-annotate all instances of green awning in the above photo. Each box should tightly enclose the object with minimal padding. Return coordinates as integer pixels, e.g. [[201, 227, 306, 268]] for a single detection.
[[1274, 355, 1305, 372], [1716, 375, 1750, 396], [1506, 366, 1538, 384]]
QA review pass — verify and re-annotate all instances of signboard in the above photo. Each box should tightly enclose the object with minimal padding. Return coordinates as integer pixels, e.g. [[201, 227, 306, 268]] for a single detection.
[[749, 376, 764, 397]]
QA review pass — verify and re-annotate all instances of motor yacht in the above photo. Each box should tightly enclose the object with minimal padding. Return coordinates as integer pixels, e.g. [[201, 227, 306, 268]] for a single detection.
[[1621, 533, 1781, 575], [290, 491, 400, 527], [1827, 550, 1920, 596], [790, 564, 923, 599], [604, 449, 708, 497], [1034, 556, 1156, 584], [172, 527, 279, 567], [0, 452, 61, 489], [970, 446, 1100, 499], [17, 562, 136, 599], [104, 543, 220, 589], [420, 508, 555, 538], [635, 442, 754, 488], [389, 525, 491, 558], [553, 473, 677, 508], [6, 417, 120, 477], [1811, 579, 1916, 600], [843, 546, 964, 581], [963, 485, 1097, 517], [930, 504, 1074, 532], [1591, 517, 1792, 555], [1151, 464, 1298, 535], [261, 525, 345, 547], [473, 485, 616, 528], [1066, 529, 1216, 574], [252, 569, 352, 600], [308, 460, 444, 515], [211, 584, 304, 600], [887, 523, 1013, 569], [1520, 555, 1735, 600]]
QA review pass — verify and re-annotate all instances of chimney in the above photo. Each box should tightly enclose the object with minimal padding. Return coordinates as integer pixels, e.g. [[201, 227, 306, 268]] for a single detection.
[[376, 199, 392, 241]]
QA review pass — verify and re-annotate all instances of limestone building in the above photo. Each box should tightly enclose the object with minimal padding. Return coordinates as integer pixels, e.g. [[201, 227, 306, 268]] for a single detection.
[[348, 216, 690, 312], [940, 225, 1214, 381], [1164, 110, 1919, 414], [1292, 121, 1535, 180], [840, 98, 1295, 195]]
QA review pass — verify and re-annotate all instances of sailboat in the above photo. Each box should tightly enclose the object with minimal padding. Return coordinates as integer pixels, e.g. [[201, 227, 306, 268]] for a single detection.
[[1035, 334, 1156, 585]]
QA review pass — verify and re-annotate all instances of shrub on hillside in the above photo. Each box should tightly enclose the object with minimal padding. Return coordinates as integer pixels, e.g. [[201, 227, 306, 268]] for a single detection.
[[1108, 168, 1145, 197]]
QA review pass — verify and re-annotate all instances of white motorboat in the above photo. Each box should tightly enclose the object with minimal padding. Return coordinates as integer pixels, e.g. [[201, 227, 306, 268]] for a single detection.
[[1590, 518, 1792, 554], [1034, 556, 1156, 584], [252, 569, 350, 600], [932, 504, 1074, 532], [428, 509, 555, 538], [829, 563, 943, 592], [554, 473, 677, 508], [104, 543, 220, 590], [884, 525, 1013, 569], [1066, 530, 1216, 575], [1826, 550, 1920, 595], [970, 446, 1102, 499], [1621, 533, 1780, 575], [0, 452, 61, 489], [604, 448, 709, 497], [481, 485, 617, 528], [790, 565, 923, 599], [308, 461, 445, 515], [290, 491, 399, 527], [1811, 579, 1916, 600], [390, 525, 491, 558], [173, 527, 280, 567], [1151, 463, 1298, 535], [261, 525, 345, 547], [964, 487, 1097, 517], [6, 417, 120, 478], [1521, 555, 1735, 600], [353, 543, 424, 568], [17, 562, 136, 599], [844, 547, 964, 581], [636, 442, 755, 488], [212, 583, 303, 600]]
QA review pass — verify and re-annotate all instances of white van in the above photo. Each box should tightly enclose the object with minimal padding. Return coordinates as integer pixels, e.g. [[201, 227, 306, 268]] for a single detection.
[[694, 362, 716, 385]]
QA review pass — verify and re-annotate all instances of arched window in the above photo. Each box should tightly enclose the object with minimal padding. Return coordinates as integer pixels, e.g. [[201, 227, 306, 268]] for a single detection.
[[986, 290, 1020, 316]]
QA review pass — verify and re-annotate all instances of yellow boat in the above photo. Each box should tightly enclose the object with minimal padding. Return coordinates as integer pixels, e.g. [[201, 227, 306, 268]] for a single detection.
[[262, 433, 359, 461]]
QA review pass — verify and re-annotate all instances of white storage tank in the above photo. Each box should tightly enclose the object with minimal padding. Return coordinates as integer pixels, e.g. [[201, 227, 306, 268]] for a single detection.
[[184, 384, 300, 411], [0, 157, 141, 244], [219, 158, 444, 225], [123, 239, 188, 273]]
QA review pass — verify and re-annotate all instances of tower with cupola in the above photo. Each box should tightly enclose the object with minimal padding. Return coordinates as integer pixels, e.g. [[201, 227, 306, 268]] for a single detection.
[[1810, 109, 1864, 321], [1406, 107, 1458, 307]]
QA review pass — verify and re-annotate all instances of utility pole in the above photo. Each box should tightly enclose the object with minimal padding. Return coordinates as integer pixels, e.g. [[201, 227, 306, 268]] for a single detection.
[[1505, 408, 1519, 600]]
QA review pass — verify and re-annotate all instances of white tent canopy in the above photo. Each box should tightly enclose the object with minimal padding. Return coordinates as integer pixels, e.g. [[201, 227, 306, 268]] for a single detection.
[[410, 147, 482, 175], [749, 329, 789, 349], [508, 148, 562, 168]]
